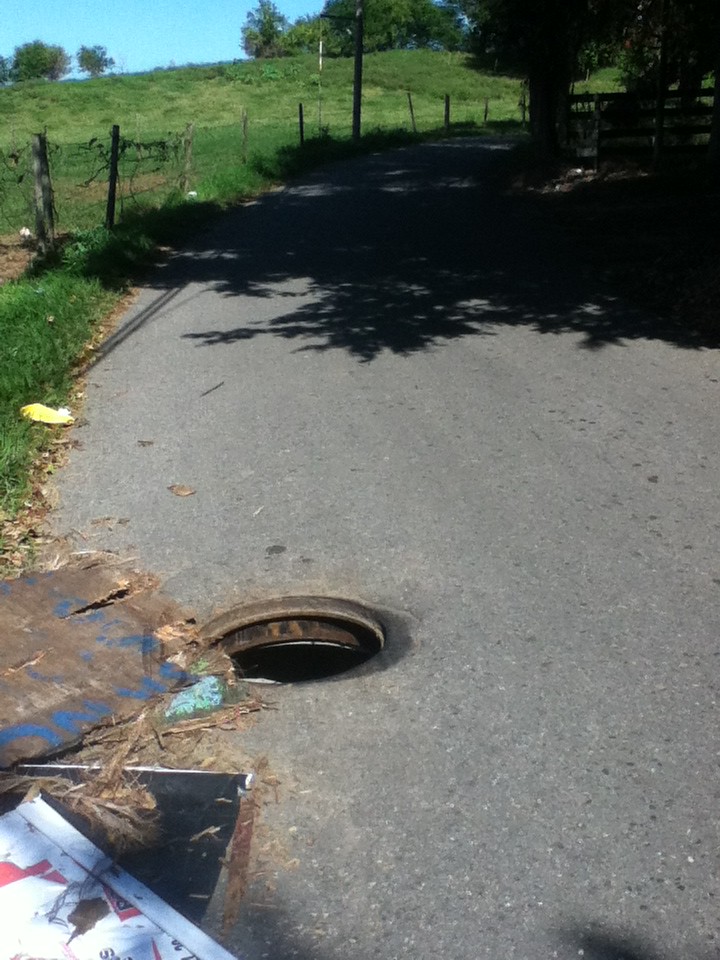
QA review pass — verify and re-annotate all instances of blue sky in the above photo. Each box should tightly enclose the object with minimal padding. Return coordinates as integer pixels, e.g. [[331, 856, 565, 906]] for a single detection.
[[4, 0, 322, 76]]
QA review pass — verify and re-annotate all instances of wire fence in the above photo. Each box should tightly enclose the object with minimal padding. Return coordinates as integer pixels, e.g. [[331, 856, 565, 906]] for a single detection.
[[0, 91, 525, 240]]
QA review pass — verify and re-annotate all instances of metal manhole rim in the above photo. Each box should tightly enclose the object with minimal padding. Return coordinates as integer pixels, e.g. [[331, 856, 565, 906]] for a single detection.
[[199, 595, 386, 655]]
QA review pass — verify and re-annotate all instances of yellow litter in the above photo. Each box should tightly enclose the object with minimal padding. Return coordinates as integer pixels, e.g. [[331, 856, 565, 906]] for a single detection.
[[20, 403, 74, 425]]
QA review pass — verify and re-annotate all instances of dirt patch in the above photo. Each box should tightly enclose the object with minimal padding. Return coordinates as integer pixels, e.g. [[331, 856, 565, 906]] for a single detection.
[[0, 234, 33, 284], [60, 171, 174, 205]]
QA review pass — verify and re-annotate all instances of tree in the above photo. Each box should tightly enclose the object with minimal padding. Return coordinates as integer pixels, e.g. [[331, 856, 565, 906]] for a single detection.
[[0, 56, 11, 85], [458, 0, 595, 157], [241, 0, 290, 58], [459, 0, 720, 159], [320, 0, 465, 55], [284, 16, 332, 56], [11, 40, 71, 81], [77, 45, 115, 78], [613, 0, 720, 91], [710, 40, 720, 181]]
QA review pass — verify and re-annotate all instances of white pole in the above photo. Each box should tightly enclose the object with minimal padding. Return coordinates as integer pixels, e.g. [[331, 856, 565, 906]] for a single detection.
[[318, 37, 324, 133]]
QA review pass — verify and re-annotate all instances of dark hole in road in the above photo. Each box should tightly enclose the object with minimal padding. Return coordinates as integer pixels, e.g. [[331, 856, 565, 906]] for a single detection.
[[206, 598, 385, 684]]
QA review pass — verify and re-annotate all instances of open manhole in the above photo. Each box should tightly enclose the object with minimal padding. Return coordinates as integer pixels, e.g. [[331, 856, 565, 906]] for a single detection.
[[201, 597, 385, 684]]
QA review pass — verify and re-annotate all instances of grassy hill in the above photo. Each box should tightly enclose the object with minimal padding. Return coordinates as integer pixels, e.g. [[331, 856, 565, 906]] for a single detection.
[[1, 51, 526, 143]]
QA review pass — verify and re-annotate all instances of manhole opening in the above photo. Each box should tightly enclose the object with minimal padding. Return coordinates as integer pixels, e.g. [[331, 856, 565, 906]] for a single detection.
[[214, 601, 385, 684]]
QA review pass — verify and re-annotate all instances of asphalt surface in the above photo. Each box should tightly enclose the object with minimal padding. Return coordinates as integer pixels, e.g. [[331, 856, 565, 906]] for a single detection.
[[54, 139, 720, 960]]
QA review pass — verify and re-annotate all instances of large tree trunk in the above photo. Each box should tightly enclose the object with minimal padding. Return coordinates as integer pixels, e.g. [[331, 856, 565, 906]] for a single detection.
[[526, 3, 575, 162], [528, 50, 573, 161], [710, 42, 720, 182], [528, 66, 561, 159]]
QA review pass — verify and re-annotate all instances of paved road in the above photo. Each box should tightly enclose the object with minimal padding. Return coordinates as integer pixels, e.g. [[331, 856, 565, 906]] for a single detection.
[[54, 140, 720, 960]]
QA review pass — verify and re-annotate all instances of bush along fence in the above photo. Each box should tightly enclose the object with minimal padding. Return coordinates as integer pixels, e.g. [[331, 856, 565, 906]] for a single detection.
[[566, 86, 715, 167]]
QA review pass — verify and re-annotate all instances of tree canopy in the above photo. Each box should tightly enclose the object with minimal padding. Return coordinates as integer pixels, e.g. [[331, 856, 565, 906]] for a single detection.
[[77, 45, 115, 78], [320, 0, 465, 56], [11, 40, 71, 81], [241, 0, 290, 58], [457, 0, 720, 157], [241, 0, 465, 59]]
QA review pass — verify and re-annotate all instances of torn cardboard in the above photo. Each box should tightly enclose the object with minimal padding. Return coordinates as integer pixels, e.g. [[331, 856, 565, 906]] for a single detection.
[[0, 561, 197, 767]]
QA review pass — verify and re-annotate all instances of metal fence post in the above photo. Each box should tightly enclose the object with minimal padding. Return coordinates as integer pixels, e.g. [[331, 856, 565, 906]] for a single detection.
[[105, 124, 120, 229], [31, 133, 55, 254]]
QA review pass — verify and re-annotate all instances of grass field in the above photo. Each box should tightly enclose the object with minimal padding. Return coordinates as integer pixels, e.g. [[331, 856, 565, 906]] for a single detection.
[[0, 50, 619, 561], [1, 51, 526, 141]]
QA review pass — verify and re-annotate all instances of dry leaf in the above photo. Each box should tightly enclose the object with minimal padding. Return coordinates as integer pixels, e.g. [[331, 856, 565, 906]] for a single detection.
[[168, 484, 196, 497]]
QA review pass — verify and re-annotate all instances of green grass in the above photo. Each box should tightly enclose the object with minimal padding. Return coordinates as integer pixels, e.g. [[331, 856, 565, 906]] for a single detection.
[[0, 51, 619, 525], [572, 66, 624, 94], [0, 51, 528, 144], [0, 271, 114, 513]]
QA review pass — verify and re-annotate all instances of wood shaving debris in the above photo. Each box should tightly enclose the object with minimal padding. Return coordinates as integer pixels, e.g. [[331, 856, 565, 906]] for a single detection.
[[168, 484, 196, 497], [2, 650, 46, 676], [189, 825, 221, 842]]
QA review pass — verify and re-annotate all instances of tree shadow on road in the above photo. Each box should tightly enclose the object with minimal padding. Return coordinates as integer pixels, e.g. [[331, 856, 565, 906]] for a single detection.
[[558, 921, 715, 960], [117, 138, 717, 365], [212, 906, 715, 960]]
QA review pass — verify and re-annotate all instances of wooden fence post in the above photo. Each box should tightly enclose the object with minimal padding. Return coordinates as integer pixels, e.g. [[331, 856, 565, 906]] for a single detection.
[[444, 94, 450, 135], [105, 124, 120, 229], [407, 92, 417, 133], [241, 108, 248, 164], [181, 122, 194, 192], [31, 133, 55, 254], [298, 102, 305, 146], [592, 94, 601, 171]]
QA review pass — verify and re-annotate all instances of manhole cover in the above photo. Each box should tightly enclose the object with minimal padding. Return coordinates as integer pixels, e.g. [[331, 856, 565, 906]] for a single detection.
[[201, 597, 385, 684]]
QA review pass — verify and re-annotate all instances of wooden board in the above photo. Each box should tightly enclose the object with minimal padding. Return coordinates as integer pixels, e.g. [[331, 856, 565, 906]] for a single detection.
[[0, 562, 195, 768]]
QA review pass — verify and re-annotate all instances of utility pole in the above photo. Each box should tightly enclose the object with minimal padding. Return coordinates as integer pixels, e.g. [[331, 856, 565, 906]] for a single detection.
[[352, 0, 364, 141], [321, 7, 363, 139]]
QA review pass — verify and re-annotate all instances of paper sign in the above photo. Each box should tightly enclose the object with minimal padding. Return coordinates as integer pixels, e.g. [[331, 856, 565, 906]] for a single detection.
[[0, 796, 239, 960]]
